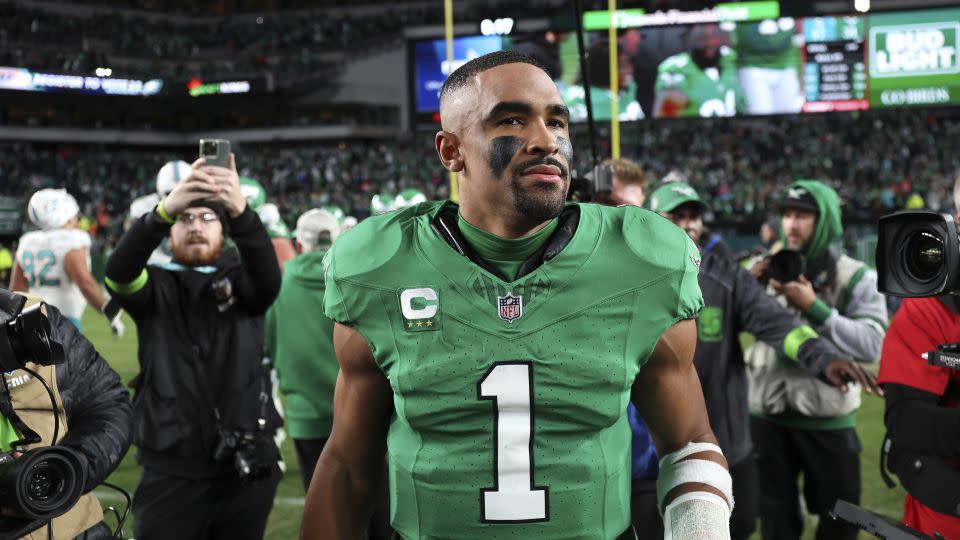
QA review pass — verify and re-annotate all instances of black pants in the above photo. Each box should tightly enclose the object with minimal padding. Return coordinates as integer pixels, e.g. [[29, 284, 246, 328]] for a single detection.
[[295, 437, 394, 540], [132, 466, 281, 540], [294, 437, 328, 489], [630, 455, 758, 540], [750, 417, 861, 540]]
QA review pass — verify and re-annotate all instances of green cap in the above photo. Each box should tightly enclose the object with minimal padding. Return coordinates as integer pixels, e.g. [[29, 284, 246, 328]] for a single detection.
[[239, 177, 267, 210], [648, 182, 707, 213], [323, 205, 346, 223], [370, 192, 395, 215], [394, 188, 427, 210]]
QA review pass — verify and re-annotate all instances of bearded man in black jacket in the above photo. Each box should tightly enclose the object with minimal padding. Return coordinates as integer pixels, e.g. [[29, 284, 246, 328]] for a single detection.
[[104, 153, 282, 540]]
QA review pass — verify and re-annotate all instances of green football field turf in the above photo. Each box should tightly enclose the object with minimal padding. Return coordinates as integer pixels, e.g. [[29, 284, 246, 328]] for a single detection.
[[80, 308, 905, 539]]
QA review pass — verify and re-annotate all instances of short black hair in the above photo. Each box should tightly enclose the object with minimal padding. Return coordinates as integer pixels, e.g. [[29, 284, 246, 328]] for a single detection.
[[439, 50, 549, 105]]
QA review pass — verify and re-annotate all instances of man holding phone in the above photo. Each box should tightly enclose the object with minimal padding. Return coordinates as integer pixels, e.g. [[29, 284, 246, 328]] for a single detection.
[[104, 148, 283, 540]]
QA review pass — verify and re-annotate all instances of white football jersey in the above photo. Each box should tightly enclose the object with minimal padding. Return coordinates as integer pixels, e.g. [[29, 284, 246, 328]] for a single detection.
[[127, 194, 173, 265], [128, 193, 160, 219], [16, 229, 92, 320]]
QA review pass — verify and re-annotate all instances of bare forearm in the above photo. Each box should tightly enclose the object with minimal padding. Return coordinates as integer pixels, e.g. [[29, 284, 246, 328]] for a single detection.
[[77, 277, 106, 311], [302, 453, 382, 540], [9, 264, 27, 291]]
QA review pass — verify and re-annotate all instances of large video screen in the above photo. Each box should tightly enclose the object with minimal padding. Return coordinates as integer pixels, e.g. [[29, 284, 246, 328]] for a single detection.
[[868, 8, 960, 108], [409, 6, 960, 124]]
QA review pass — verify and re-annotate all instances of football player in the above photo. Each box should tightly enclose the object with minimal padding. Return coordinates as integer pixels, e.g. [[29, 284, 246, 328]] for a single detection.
[[241, 176, 296, 272], [10, 188, 123, 336], [734, 18, 802, 115], [303, 51, 733, 540], [127, 160, 190, 265], [654, 24, 746, 118]]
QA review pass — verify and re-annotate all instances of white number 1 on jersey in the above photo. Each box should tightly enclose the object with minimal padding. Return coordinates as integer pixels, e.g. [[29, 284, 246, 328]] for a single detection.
[[477, 361, 549, 522]]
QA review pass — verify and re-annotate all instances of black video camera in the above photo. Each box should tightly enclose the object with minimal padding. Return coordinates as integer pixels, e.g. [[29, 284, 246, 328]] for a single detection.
[[876, 211, 959, 297], [0, 295, 64, 373], [0, 447, 85, 522], [765, 249, 804, 283], [0, 294, 85, 536], [212, 427, 273, 483], [569, 163, 613, 203]]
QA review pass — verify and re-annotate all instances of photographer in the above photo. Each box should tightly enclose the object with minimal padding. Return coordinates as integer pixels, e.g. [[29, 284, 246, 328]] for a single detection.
[[0, 289, 132, 540], [104, 154, 282, 540], [628, 182, 878, 540], [745, 179, 887, 540], [877, 176, 960, 538]]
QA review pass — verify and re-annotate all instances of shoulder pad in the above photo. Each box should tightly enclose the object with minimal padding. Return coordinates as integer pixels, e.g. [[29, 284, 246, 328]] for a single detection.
[[326, 201, 440, 282]]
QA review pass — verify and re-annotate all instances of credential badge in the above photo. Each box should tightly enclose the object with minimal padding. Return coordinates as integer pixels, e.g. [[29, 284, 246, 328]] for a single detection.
[[497, 293, 523, 323]]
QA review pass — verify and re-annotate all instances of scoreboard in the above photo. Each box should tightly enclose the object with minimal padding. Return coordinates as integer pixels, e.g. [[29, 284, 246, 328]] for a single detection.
[[802, 16, 868, 112], [408, 6, 960, 125]]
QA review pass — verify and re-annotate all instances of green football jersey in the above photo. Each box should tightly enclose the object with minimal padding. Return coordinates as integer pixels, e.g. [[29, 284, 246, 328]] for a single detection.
[[734, 18, 799, 70], [655, 47, 745, 117], [323, 201, 703, 540], [562, 81, 644, 122]]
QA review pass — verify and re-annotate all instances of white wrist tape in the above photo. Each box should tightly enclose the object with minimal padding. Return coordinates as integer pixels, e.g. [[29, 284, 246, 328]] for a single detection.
[[656, 442, 734, 514], [663, 491, 732, 540]]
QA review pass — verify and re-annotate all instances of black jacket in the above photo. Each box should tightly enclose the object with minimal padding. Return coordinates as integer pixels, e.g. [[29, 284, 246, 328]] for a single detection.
[[695, 251, 837, 465], [105, 206, 281, 478], [0, 289, 132, 493]]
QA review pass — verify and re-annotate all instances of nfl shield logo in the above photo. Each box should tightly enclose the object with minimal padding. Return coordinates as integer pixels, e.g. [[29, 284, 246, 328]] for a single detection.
[[497, 293, 523, 323]]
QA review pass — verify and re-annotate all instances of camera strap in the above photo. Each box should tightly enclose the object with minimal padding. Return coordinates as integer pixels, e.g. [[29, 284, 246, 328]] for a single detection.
[[0, 376, 42, 448], [189, 347, 269, 434]]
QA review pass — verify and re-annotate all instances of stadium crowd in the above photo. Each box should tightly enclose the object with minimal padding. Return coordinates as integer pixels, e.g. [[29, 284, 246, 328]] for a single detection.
[[0, 0, 565, 79], [1, 107, 957, 248], [4, 42, 960, 539]]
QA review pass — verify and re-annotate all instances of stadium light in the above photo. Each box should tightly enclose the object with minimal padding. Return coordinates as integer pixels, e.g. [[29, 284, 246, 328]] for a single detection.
[[95, 67, 112, 77], [854, 0, 870, 12]]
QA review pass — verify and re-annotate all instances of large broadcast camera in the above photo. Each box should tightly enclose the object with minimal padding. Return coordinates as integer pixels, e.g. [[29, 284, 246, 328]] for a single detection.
[[0, 294, 85, 538], [876, 210, 960, 297]]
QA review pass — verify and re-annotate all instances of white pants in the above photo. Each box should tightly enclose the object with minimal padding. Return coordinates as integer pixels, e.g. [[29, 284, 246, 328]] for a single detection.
[[738, 67, 802, 115]]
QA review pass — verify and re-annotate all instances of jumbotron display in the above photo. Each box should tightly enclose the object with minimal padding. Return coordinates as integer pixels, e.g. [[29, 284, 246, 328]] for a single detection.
[[409, 6, 960, 124]]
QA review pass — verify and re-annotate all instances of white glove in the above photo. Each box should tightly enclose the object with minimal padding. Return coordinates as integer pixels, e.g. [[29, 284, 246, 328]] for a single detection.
[[102, 298, 125, 340]]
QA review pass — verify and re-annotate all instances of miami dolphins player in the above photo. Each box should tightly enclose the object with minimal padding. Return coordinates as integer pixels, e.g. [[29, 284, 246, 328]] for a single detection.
[[654, 24, 746, 118], [127, 159, 190, 265], [10, 188, 123, 336], [303, 51, 733, 540]]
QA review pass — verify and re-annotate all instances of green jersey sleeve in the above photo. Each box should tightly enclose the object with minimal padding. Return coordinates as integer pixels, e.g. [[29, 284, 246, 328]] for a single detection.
[[677, 234, 705, 320], [321, 247, 352, 325]]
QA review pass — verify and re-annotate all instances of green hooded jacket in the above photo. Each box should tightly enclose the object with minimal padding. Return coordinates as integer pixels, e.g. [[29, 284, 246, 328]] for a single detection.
[[784, 179, 842, 262], [265, 250, 337, 439]]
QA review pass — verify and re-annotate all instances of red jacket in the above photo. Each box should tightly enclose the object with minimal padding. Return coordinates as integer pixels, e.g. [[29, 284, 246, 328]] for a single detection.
[[879, 297, 960, 539]]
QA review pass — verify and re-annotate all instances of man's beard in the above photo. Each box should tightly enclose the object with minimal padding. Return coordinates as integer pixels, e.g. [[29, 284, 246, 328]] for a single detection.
[[509, 161, 569, 220], [691, 48, 720, 70], [489, 136, 573, 221], [171, 236, 223, 266]]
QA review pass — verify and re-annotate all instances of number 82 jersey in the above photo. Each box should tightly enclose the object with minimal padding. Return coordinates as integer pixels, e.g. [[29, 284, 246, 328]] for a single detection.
[[15, 229, 91, 321], [323, 201, 703, 540]]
